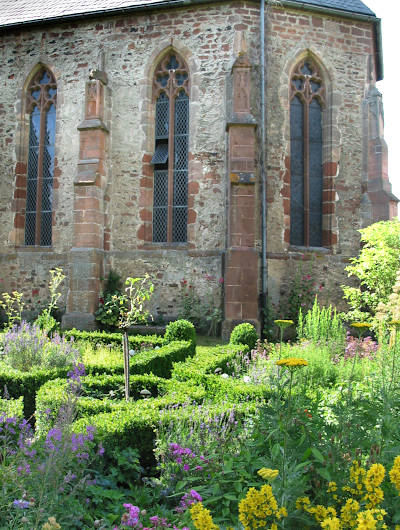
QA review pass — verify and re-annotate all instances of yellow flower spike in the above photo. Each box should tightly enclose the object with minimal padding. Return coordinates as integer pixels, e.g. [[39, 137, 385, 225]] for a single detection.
[[274, 319, 294, 328], [258, 468, 279, 480], [239, 484, 287, 529], [190, 502, 219, 530], [390, 456, 400, 494], [275, 357, 308, 368], [321, 517, 341, 530], [42, 517, 61, 530], [350, 322, 372, 329], [327, 481, 337, 493], [356, 509, 378, 529]]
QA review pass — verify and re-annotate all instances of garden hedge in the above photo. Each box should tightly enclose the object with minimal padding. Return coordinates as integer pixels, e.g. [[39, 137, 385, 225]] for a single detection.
[[171, 343, 249, 383], [0, 396, 24, 420], [36, 374, 206, 434], [0, 365, 69, 419], [0, 339, 193, 419], [63, 329, 164, 349], [72, 400, 259, 468], [83, 340, 194, 377]]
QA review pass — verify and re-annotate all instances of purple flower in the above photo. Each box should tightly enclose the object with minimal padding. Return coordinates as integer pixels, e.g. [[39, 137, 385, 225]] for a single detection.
[[121, 504, 141, 527], [13, 499, 31, 509], [183, 464, 189, 471]]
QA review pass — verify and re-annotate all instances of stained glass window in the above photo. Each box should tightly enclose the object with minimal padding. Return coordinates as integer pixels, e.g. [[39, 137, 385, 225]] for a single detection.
[[290, 60, 324, 247], [152, 54, 189, 243], [25, 68, 57, 246]]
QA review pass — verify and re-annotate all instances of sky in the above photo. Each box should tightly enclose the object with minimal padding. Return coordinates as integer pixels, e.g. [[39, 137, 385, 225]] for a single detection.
[[364, 0, 400, 200]]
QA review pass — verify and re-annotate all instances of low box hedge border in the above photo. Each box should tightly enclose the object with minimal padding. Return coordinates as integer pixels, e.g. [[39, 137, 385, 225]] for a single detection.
[[36, 374, 206, 434], [0, 339, 194, 419], [63, 329, 164, 349], [72, 399, 260, 469], [171, 343, 249, 382], [0, 396, 24, 420]]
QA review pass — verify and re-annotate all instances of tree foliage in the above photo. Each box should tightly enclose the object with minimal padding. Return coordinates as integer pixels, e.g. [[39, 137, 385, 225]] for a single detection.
[[342, 219, 400, 321]]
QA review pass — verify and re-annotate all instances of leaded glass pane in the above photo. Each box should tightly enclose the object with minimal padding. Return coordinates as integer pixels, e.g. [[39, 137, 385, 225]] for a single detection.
[[309, 99, 323, 247], [173, 92, 188, 242], [153, 170, 168, 242], [290, 96, 304, 246], [155, 93, 169, 139], [25, 70, 57, 246], [25, 108, 40, 246]]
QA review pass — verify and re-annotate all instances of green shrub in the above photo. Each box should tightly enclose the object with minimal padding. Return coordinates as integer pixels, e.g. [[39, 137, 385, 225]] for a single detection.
[[230, 323, 258, 350], [0, 396, 23, 420], [172, 344, 248, 383], [342, 219, 400, 321], [83, 340, 194, 378], [36, 374, 206, 434], [73, 400, 257, 469], [63, 329, 164, 348], [164, 319, 196, 348], [0, 365, 68, 419]]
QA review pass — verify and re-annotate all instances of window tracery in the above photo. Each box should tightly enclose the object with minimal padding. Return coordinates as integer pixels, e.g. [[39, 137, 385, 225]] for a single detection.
[[290, 59, 325, 247], [25, 68, 57, 246], [152, 53, 189, 243]]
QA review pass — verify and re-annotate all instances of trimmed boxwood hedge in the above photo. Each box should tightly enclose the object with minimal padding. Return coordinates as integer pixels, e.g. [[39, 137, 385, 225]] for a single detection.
[[72, 399, 259, 468], [0, 396, 24, 420], [63, 329, 164, 349], [0, 339, 193, 419], [0, 365, 69, 419], [83, 340, 194, 377], [36, 373, 206, 434], [171, 343, 249, 383]]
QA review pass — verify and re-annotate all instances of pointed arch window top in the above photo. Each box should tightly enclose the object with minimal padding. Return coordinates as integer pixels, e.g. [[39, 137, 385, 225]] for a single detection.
[[290, 59, 325, 106], [154, 53, 189, 99], [26, 67, 57, 113]]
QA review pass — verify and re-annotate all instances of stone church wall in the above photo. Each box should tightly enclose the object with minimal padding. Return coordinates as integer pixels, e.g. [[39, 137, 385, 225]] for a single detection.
[[0, 1, 393, 324]]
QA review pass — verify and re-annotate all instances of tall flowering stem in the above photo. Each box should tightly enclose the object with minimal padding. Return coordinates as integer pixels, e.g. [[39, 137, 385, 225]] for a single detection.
[[275, 357, 308, 495], [274, 320, 293, 359], [348, 323, 371, 403], [389, 320, 400, 389]]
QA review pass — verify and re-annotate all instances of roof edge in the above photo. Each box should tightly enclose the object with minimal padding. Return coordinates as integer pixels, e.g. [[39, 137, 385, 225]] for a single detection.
[[0, 0, 233, 31], [280, 1, 383, 81], [0, 0, 383, 81]]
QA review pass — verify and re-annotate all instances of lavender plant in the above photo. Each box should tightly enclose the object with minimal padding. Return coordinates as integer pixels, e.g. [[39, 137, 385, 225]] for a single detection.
[[1, 321, 79, 371], [0, 363, 105, 528]]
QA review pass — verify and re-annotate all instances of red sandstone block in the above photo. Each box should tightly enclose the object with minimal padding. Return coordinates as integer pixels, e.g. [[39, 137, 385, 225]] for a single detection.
[[312, 16, 323, 28], [242, 302, 258, 319], [14, 213, 25, 229], [187, 209, 197, 224], [74, 233, 102, 248], [15, 162, 27, 174], [323, 162, 337, 177], [142, 153, 152, 164], [323, 190, 335, 202], [225, 302, 242, 320], [74, 197, 100, 211], [351, 27, 364, 36], [322, 203, 335, 214], [139, 208, 152, 222], [188, 181, 200, 194], [15, 174, 27, 188], [140, 176, 153, 188]]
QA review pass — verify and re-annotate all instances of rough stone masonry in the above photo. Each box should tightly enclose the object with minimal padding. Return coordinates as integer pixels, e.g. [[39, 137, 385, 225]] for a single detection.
[[0, 0, 396, 334]]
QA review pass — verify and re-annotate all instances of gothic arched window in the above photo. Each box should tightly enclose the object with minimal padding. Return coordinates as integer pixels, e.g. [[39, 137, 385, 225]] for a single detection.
[[25, 68, 57, 246], [290, 59, 325, 247], [152, 53, 189, 243]]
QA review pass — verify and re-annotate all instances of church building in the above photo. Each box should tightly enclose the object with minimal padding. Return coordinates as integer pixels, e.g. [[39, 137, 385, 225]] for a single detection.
[[0, 0, 397, 333]]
